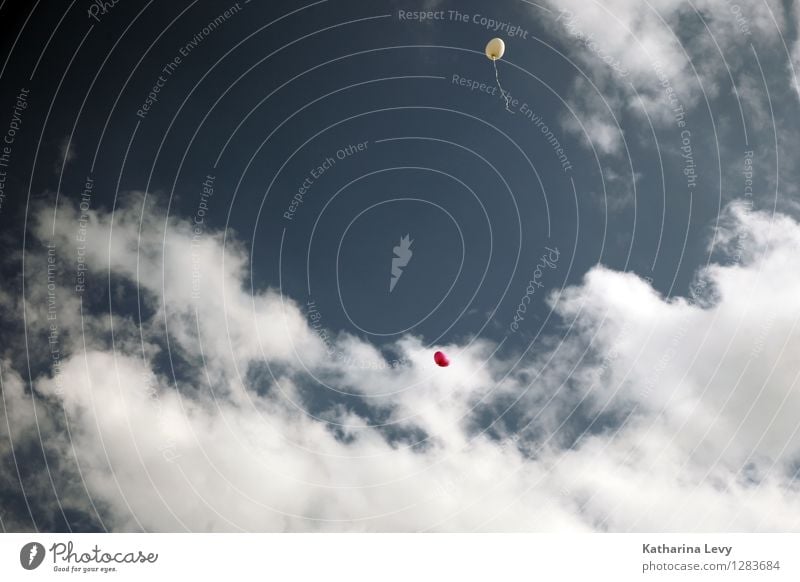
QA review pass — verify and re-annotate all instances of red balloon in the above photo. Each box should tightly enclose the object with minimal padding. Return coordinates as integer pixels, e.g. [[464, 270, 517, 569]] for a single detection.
[[434, 351, 450, 367]]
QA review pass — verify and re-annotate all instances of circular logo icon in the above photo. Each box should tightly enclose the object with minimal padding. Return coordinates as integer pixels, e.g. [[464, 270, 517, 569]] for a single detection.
[[19, 542, 45, 570]]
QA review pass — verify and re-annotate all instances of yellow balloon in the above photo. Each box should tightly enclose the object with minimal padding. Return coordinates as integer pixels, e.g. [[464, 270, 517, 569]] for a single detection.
[[485, 37, 505, 61]]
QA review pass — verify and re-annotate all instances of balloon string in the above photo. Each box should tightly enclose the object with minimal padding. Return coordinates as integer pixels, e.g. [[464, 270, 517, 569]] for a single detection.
[[493, 59, 514, 114]]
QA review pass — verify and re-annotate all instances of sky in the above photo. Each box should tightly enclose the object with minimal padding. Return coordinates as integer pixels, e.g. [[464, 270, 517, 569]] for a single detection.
[[0, 0, 799, 532]]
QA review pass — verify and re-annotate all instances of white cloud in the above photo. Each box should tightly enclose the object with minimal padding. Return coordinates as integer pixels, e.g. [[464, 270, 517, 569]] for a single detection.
[[3, 196, 800, 531], [544, 0, 789, 154], [789, 1, 800, 98]]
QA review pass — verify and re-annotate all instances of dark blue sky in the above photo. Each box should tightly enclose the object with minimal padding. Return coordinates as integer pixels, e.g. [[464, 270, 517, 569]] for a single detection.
[[0, 0, 756, 352]]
